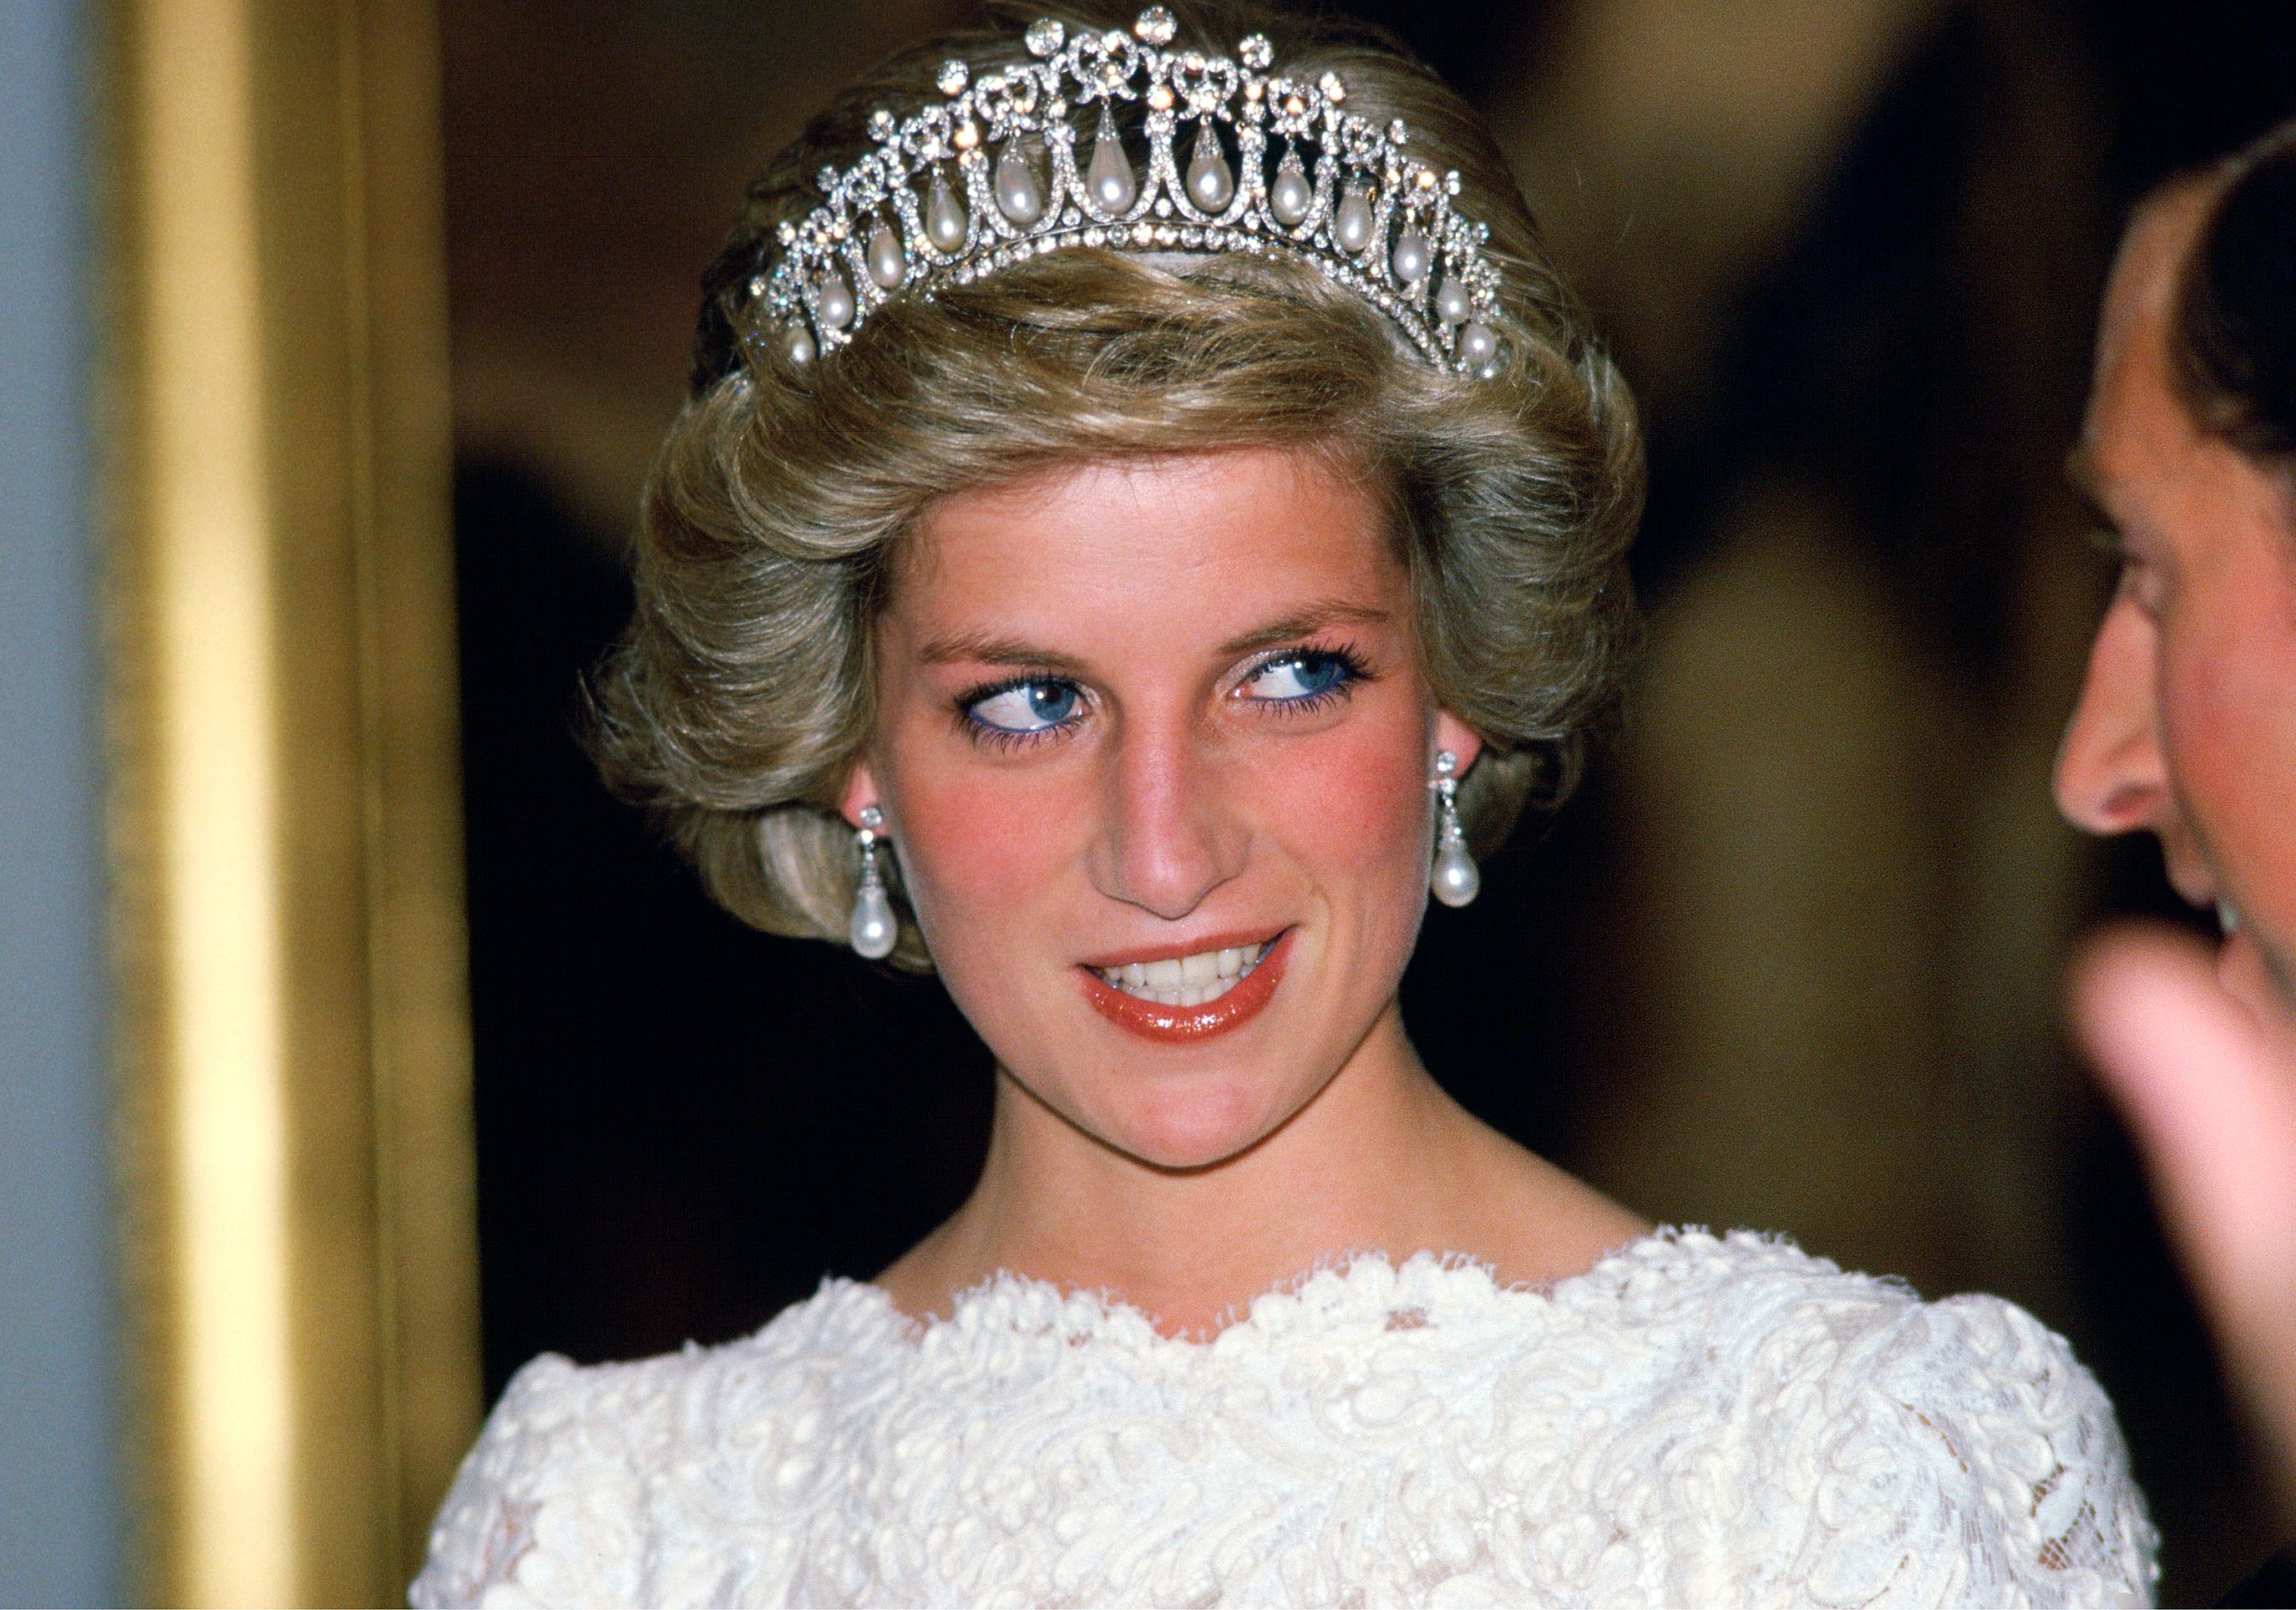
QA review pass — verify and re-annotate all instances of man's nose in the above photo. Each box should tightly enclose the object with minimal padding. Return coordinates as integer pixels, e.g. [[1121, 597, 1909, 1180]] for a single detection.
[[1089, 719, 1247, 922], [2055, 592, 2171, 837]]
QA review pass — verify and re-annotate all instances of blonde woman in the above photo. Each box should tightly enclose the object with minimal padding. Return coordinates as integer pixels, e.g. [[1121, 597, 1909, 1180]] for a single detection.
[[414, 3, 2156, 1603]]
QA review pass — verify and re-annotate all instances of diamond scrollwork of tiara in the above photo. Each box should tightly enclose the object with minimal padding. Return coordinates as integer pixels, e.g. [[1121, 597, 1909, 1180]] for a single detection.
[[744, 7, 1505, 378]]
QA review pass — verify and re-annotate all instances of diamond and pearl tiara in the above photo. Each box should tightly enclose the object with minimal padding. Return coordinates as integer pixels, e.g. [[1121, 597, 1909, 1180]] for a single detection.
[[746, 7, 1505, 377]]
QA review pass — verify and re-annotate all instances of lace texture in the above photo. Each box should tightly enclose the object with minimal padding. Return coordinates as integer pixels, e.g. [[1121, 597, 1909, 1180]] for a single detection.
[[411, 1229, 2157, 1607]]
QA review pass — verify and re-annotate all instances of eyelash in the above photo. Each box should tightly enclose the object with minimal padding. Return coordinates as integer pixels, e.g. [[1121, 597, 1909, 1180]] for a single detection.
[[950, 675, 1082, 753], [950, 645, 1374, 752], [1249, 645, 1372, 716]]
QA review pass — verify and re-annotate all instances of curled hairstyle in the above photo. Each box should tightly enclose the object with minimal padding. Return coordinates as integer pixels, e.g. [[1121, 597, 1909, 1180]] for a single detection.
[[592, 0, 1644, 968], [2172, 116, 2296, 475]]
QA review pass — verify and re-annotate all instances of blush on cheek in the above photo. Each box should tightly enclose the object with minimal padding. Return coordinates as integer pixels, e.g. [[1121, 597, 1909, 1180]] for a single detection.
[[889, 782, 1072, 1077], [891, 774, 1080, 944], [1261, 719, 1432, 870], [1244, 713, 1439, 997]]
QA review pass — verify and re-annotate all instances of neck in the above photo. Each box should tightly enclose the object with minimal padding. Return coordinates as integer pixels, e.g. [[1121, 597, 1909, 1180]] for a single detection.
[[896, 1005, 1514, 1335]]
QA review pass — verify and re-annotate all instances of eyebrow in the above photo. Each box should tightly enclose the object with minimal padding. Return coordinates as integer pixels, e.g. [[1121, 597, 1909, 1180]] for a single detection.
[[2066, 443, 2103, 505], [2063, 441, 2099, 502], [2063, 443, 2122, 548], [1214, 601, 1391, 659], [915, 632, 1092, 673], [915, 600, 1393, 673]]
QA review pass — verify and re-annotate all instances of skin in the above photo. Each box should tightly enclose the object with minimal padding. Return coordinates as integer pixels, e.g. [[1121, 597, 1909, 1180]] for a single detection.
[[2056, 185, 2296, 1010], [2056, 185, 2296, 1516], [844, 447, 1645, 1337], [2072, 931, 2296, 1516]]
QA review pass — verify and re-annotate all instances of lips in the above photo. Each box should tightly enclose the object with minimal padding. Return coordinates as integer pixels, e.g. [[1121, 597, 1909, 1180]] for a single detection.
[[1077, 929, 1294, 1043]]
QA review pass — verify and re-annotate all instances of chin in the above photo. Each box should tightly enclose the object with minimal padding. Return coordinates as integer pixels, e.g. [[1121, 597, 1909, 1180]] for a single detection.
[[1096, 1075, 1304, 1173]]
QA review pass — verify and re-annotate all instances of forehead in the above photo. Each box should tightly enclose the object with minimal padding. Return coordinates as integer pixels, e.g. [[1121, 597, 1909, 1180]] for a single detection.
[[2083, 187, 2209, 488], [890, 448, 1402, 630]]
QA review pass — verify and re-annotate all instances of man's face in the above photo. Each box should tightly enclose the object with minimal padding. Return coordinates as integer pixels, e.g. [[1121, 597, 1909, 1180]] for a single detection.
[[2055, 187, 2296, 1015]]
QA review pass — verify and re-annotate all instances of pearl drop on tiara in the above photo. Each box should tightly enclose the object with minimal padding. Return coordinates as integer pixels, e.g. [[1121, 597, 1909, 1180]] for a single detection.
[[748, 9, 1504, 378]]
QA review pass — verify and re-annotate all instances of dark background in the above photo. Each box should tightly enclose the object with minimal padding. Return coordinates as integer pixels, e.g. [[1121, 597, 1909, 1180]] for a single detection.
[[443, 2, 2296, 1597]]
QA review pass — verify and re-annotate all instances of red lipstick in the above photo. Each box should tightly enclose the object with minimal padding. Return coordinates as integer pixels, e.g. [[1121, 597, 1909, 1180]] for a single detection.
[[1077, 929, 1294, 1044]]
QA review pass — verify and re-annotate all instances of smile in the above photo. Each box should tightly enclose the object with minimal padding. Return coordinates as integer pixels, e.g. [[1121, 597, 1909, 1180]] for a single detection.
[[1076, 930, 1294, 1043], [1092, 940, 1274, 1006]]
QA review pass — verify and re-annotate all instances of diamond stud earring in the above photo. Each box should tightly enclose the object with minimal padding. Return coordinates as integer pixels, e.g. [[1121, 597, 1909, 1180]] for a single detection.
[[1429, 751, 1478, 908], [849, 805, 898, 959]]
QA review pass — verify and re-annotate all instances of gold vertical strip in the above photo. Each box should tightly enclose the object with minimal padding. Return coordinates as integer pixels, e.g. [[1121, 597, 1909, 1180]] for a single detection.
[[130, 0, 297, 1601], [105, 0, 477, 1602], [347, 1, 484, 1584]]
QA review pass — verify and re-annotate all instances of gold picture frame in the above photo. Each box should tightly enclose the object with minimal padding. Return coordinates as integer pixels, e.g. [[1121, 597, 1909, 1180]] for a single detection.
[[101, 0, 479, 1602]]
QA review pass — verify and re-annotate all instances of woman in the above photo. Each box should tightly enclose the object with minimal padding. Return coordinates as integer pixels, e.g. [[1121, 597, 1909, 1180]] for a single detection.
[[414, 3, 2157, 1602]]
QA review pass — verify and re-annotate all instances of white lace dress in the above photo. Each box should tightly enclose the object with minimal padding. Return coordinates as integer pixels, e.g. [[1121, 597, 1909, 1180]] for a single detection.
[[411, 1229, 2157, 1607]]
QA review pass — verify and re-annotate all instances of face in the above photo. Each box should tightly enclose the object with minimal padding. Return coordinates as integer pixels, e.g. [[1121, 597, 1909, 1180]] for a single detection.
[[844, 447, 1480, 1170], [2056, 188, 2296, 1013]]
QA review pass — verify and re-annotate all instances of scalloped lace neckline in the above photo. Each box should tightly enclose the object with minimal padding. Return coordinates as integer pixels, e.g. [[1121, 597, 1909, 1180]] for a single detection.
[[836, 1228, 1693, 1354]]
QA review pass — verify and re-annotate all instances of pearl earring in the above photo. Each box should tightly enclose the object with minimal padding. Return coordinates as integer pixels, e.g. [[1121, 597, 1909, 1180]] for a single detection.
[[848, 805, 898, 959], [1429, 751, 1479, 908]]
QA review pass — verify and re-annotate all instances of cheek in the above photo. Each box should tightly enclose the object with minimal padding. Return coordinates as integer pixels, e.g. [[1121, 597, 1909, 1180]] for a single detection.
[[885, 756, 1087, 941], [883, 711, 1434, 937], [1246, 712, 1433, 912], [2158, 586, 2296, 883]]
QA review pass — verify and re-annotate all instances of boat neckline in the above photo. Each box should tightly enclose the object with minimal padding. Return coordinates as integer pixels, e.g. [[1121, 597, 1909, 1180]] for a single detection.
[[833, 1226, 1778, 1353]]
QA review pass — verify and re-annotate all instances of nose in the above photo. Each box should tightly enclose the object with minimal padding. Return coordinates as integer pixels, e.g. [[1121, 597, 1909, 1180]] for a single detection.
[[2055, 591, 2170, 837], [1088, 716, 1248, 922]]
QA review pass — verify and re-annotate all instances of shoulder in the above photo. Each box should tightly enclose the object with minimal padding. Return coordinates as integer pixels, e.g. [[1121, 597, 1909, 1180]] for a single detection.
[[1846, 1289, 2158, 1604], [406, 1349, 663, 1608], [408, 1280, 903, 1609], [1589, 1230, 2158, 1607]]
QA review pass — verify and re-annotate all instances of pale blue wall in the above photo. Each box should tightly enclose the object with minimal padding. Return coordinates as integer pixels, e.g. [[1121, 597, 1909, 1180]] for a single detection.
[[0, 0, 121, 1602]]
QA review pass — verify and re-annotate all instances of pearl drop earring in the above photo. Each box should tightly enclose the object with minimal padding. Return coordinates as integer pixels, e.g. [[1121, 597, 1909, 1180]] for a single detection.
[[1429, 751, 1479, 908], [848, 805, 898, 959]]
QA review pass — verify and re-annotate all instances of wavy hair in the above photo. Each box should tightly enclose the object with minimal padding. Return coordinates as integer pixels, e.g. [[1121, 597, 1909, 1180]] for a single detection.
[[591, 0, 1645, 968]]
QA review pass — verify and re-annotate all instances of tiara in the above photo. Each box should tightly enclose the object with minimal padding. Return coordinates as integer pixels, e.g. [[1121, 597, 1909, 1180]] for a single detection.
[[745, 7, 1504, 377]]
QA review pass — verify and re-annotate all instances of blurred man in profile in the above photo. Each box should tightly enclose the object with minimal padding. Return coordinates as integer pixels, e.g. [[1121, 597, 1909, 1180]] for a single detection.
[[2054, 116, 2296, 1587]]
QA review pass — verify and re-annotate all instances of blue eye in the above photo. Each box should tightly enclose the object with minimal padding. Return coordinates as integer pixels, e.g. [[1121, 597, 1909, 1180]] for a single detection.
[[965, 679, 1080, 733], [1247, 651, 1353, 702]]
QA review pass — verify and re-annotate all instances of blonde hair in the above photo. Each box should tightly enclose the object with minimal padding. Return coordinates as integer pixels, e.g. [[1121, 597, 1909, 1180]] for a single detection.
[[591, 0, 1644, 968]]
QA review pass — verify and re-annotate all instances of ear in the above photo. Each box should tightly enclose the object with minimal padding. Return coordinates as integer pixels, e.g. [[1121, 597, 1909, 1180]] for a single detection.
[[1432, 710, 1483, 776], [838, 760, 882, 830]]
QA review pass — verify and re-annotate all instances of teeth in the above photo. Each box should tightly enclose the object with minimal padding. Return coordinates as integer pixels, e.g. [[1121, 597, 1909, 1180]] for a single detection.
[[2220, 899, 2243, 934], [1097, 940, 1272, 1005]]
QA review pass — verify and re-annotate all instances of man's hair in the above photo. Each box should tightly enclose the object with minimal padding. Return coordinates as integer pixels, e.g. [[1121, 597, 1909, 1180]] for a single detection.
[[2172, 117, 2296, 471]]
